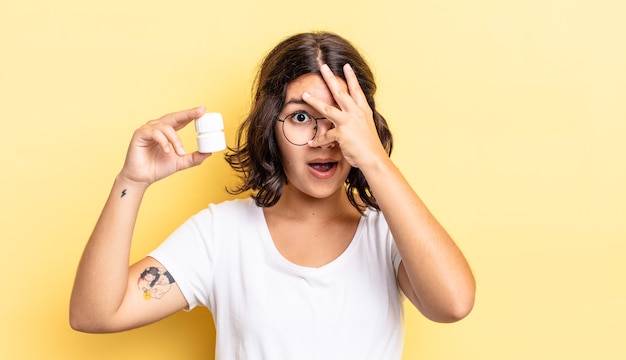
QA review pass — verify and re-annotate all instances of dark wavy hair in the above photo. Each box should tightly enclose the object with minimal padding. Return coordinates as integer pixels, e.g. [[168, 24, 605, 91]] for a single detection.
[[225, 32, 393, 212]]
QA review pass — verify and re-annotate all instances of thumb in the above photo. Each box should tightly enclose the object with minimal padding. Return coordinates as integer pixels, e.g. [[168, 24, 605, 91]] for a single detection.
[[308, 130, 338, 149], [178, 151, 213, 171]]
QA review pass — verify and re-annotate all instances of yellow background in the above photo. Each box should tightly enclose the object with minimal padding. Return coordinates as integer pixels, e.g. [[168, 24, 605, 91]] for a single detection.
[[1, 0, 624, 359]]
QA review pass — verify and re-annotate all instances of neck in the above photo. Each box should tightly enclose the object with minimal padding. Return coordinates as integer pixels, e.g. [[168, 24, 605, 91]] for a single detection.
[[270, 185, 358, 222]]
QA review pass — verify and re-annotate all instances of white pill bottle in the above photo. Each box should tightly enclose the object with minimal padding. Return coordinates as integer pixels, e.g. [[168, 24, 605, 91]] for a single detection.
[[195, 112, 226, 153]]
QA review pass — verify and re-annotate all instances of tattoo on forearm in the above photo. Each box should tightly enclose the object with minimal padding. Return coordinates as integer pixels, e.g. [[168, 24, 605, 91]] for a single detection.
[[121, 189, 127, 198], [137, 266, 176, 300]]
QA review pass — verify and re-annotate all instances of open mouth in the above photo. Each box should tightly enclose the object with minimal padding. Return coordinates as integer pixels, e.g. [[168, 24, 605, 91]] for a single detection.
[[308, 162, 337, 172]]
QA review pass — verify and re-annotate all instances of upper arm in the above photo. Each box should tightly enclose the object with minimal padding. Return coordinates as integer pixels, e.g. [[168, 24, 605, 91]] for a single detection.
[[397, 261, 424, 313], [397, 260, 475, 323], [111, 257, 189, 332]]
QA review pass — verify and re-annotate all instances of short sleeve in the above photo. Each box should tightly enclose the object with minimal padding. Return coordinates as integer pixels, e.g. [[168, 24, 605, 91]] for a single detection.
[[391, 239, 402, 274], [149, 207, 217, 310]]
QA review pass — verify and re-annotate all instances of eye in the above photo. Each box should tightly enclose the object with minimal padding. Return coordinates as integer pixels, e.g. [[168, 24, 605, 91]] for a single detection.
[[289, 111, 313, 124]]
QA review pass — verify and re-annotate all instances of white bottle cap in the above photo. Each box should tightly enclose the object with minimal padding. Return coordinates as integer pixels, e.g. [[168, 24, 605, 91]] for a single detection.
[[195, 113, 226, 153], [195, 112, 224, 132]]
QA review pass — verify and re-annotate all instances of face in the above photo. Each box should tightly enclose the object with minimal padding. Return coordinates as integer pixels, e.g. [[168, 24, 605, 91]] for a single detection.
[[276, 73, 352, 201]]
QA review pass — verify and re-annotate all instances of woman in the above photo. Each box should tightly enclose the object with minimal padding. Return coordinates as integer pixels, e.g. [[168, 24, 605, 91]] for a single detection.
[[70, 32, 475, 359]]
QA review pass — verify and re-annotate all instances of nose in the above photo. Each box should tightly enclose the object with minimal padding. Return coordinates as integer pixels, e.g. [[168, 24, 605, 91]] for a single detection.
[[316, 118, 335, 134], [312, 118, 336, 149]]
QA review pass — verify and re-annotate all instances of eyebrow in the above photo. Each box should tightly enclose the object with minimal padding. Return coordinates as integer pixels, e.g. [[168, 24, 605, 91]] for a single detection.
[[283, 97, 307, 106]]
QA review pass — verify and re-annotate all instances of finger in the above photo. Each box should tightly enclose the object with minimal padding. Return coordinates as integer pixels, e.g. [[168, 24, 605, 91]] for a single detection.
[[302, 91, 342, 126], [160, 125, 186, 156], [343, 63, 369, 109], [179, 151, 213, 170], [308, 128, 338, 148], [161, 105, 206, 131], [319, 64, 355, 111], [148, 127, 173, 154]]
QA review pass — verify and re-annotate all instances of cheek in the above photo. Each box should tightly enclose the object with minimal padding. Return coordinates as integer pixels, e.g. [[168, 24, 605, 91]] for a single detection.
[[275, 122, 287, 146], [274, 126, 290, 166], [279, 149, 297, 173], [275, 125, 289, 159]]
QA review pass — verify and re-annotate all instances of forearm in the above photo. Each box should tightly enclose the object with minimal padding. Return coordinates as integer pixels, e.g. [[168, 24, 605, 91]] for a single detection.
[[70, 175, 148, 327], [361, 157, 475, 321]]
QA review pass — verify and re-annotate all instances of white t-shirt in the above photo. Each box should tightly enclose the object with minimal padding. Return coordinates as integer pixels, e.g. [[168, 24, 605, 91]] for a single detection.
[[150, 198, 405, 359]]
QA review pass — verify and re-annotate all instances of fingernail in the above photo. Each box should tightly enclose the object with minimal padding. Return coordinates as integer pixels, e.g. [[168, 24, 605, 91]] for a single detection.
[[178, 146, 186, 155], [302, 92, 311, 100]]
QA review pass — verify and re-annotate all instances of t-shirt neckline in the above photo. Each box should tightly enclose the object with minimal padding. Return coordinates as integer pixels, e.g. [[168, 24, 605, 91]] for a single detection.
[[254, 203, 368, 275]]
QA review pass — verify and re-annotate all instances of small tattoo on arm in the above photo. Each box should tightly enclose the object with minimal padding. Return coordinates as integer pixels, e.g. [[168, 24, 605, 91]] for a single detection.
[[137, 266, 176, 301], [121, 189, 127, 198]]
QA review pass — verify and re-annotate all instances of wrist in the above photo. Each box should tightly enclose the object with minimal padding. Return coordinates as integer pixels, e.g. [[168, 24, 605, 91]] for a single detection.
[[358, 152, 395, 177], [114, 173, 150, 194]]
